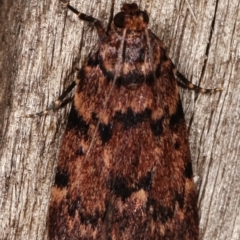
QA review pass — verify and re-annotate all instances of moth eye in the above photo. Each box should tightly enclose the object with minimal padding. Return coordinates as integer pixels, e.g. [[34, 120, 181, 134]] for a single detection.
[[114, 12, 125, 28], [142, 11, 149, 24]]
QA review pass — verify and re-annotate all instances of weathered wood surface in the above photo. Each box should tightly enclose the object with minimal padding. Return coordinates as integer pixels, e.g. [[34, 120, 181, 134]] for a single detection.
[[0, 0, 239, 239]]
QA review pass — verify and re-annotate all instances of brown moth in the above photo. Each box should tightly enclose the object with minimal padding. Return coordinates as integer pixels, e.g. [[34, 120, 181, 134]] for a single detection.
[[24, 1, 222, 239]]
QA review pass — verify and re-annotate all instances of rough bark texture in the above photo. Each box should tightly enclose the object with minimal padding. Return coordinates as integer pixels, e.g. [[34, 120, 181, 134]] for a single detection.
[[0, 0, 239, 239]]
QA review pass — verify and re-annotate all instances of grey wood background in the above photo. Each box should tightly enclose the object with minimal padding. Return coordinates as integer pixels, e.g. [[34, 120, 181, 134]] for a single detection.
[[0, 0, 239, 239]]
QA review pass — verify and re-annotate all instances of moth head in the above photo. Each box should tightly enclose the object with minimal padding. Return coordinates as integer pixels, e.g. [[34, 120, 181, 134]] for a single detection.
[[114, 3, 149, 31]]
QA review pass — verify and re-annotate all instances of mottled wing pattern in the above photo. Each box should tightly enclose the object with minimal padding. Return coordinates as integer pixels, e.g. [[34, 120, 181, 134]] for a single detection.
[[49, 3, 198, 240]]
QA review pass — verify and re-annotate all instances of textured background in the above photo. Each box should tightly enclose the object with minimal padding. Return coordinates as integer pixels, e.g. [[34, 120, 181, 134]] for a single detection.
[[0, 0, 239, 239]]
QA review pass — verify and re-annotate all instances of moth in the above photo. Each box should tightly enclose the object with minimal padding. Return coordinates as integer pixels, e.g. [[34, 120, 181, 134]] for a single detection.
[[24, 1, 222, 239]]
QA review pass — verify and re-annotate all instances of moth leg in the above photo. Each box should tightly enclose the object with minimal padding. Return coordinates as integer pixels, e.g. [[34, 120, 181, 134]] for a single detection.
[[61, 0, 105, 37], [22, 81, 76, 118], [174, 68, 223, 93]]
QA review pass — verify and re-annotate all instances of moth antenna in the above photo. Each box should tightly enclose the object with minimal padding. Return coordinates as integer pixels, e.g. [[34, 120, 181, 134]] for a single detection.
[[84, 28, 127, 160]]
